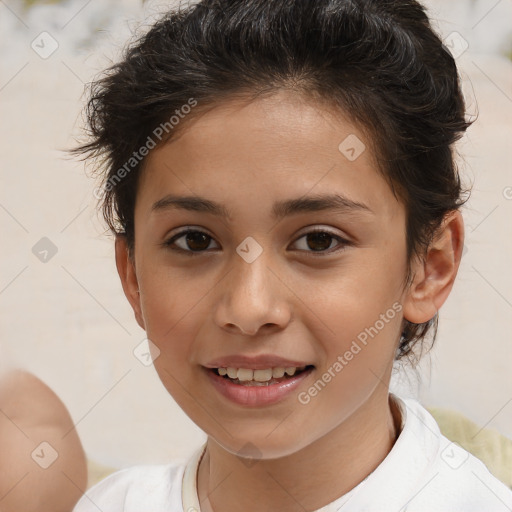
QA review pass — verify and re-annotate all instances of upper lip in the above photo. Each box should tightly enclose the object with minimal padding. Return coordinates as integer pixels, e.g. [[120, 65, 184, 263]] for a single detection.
[[204, 355, 313, 370]]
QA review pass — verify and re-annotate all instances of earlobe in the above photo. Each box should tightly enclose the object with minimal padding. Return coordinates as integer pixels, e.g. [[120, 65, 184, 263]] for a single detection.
[[402, 210, 464, 325], [114, 236, 146, 330]]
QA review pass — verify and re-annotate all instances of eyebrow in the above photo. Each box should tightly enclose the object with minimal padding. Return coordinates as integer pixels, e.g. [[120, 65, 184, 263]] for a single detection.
[[151, 193, 373, 220]]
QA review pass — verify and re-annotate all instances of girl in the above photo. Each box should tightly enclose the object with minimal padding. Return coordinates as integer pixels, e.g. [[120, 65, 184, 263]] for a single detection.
[[71, 0, 512, 510]]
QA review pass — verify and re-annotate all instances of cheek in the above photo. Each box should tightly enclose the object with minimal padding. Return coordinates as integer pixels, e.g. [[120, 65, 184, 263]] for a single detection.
[[308, 253, 405, 332], [137, 277, 204, 379], [139, 265, 205, 331], [298, 293, 403, 426], [302, 249, 405, 376]]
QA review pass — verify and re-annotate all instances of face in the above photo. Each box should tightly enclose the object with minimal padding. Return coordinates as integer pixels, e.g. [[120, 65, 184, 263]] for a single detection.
[[120, 90, 415, 459]]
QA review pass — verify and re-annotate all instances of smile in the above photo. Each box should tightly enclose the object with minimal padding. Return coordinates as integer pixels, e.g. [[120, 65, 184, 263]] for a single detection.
[[204, 365, 315, 406], [214, 365, 310, 385]]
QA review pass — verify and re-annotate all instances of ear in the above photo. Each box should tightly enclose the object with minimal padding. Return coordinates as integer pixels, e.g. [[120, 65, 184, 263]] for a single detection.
[[115, 235, 146, 330], [402, 210, 464, 324]]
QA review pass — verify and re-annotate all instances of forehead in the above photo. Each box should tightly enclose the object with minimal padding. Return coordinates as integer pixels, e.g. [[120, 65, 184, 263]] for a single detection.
[[137, 91, 402, 221]]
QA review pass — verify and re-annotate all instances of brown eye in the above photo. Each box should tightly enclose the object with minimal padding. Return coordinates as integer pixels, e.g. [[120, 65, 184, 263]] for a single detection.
[[292, 229, 350, 254], [305, 232, 334, 251], [164, 229, 218, 253], [183, 231, 211, 251]]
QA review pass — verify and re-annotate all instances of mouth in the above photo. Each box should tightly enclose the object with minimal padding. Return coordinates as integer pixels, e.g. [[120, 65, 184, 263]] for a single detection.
[[207, 365, 315, 386]]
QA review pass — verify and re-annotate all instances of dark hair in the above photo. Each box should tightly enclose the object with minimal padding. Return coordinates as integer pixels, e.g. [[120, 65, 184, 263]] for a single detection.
[[71, 0, 473, 362]]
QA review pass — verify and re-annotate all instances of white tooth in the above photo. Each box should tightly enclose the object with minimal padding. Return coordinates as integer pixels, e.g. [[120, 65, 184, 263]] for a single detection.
[[272, 367, 285, 378], [227, 367, 238, 379], [285, 367, 297, 376], [237, 368, 254, 381], [253, 369, 273, 382], [218, 367, 228, 376]]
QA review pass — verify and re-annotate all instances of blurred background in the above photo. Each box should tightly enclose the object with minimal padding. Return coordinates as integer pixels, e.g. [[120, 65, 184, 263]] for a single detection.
[[0, 0, 511, 470]]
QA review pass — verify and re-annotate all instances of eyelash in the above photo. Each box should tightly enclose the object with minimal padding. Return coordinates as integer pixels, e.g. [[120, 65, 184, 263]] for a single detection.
[[162, 227, 351, 257]]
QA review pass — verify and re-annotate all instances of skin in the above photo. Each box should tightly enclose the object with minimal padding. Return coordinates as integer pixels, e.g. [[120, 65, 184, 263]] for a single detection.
[[0, 370, 87, 512], [115, 90, 464, 512]]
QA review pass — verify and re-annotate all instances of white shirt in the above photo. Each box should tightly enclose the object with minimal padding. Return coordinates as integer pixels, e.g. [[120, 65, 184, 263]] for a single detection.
[[73, 394, 512, 511]]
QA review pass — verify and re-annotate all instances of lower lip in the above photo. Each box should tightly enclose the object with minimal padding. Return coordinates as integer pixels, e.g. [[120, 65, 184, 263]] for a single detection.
[[204, 367, 314, 407]]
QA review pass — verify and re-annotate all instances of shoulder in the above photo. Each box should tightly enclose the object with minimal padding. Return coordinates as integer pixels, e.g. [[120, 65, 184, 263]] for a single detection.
[[398, 396, 512, 511], [413, 443, 512, 511], [72, 461, 185, 512], [0, 370, 87, 512], [0, 369, 73, 428]]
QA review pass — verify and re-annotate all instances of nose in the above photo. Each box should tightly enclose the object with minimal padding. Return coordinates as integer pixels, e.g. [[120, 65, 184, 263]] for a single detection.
[[213, 252, 291, 336]]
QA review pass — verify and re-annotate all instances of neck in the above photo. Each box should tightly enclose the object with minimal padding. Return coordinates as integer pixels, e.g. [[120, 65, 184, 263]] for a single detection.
[[197, 389, 402, 512]]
